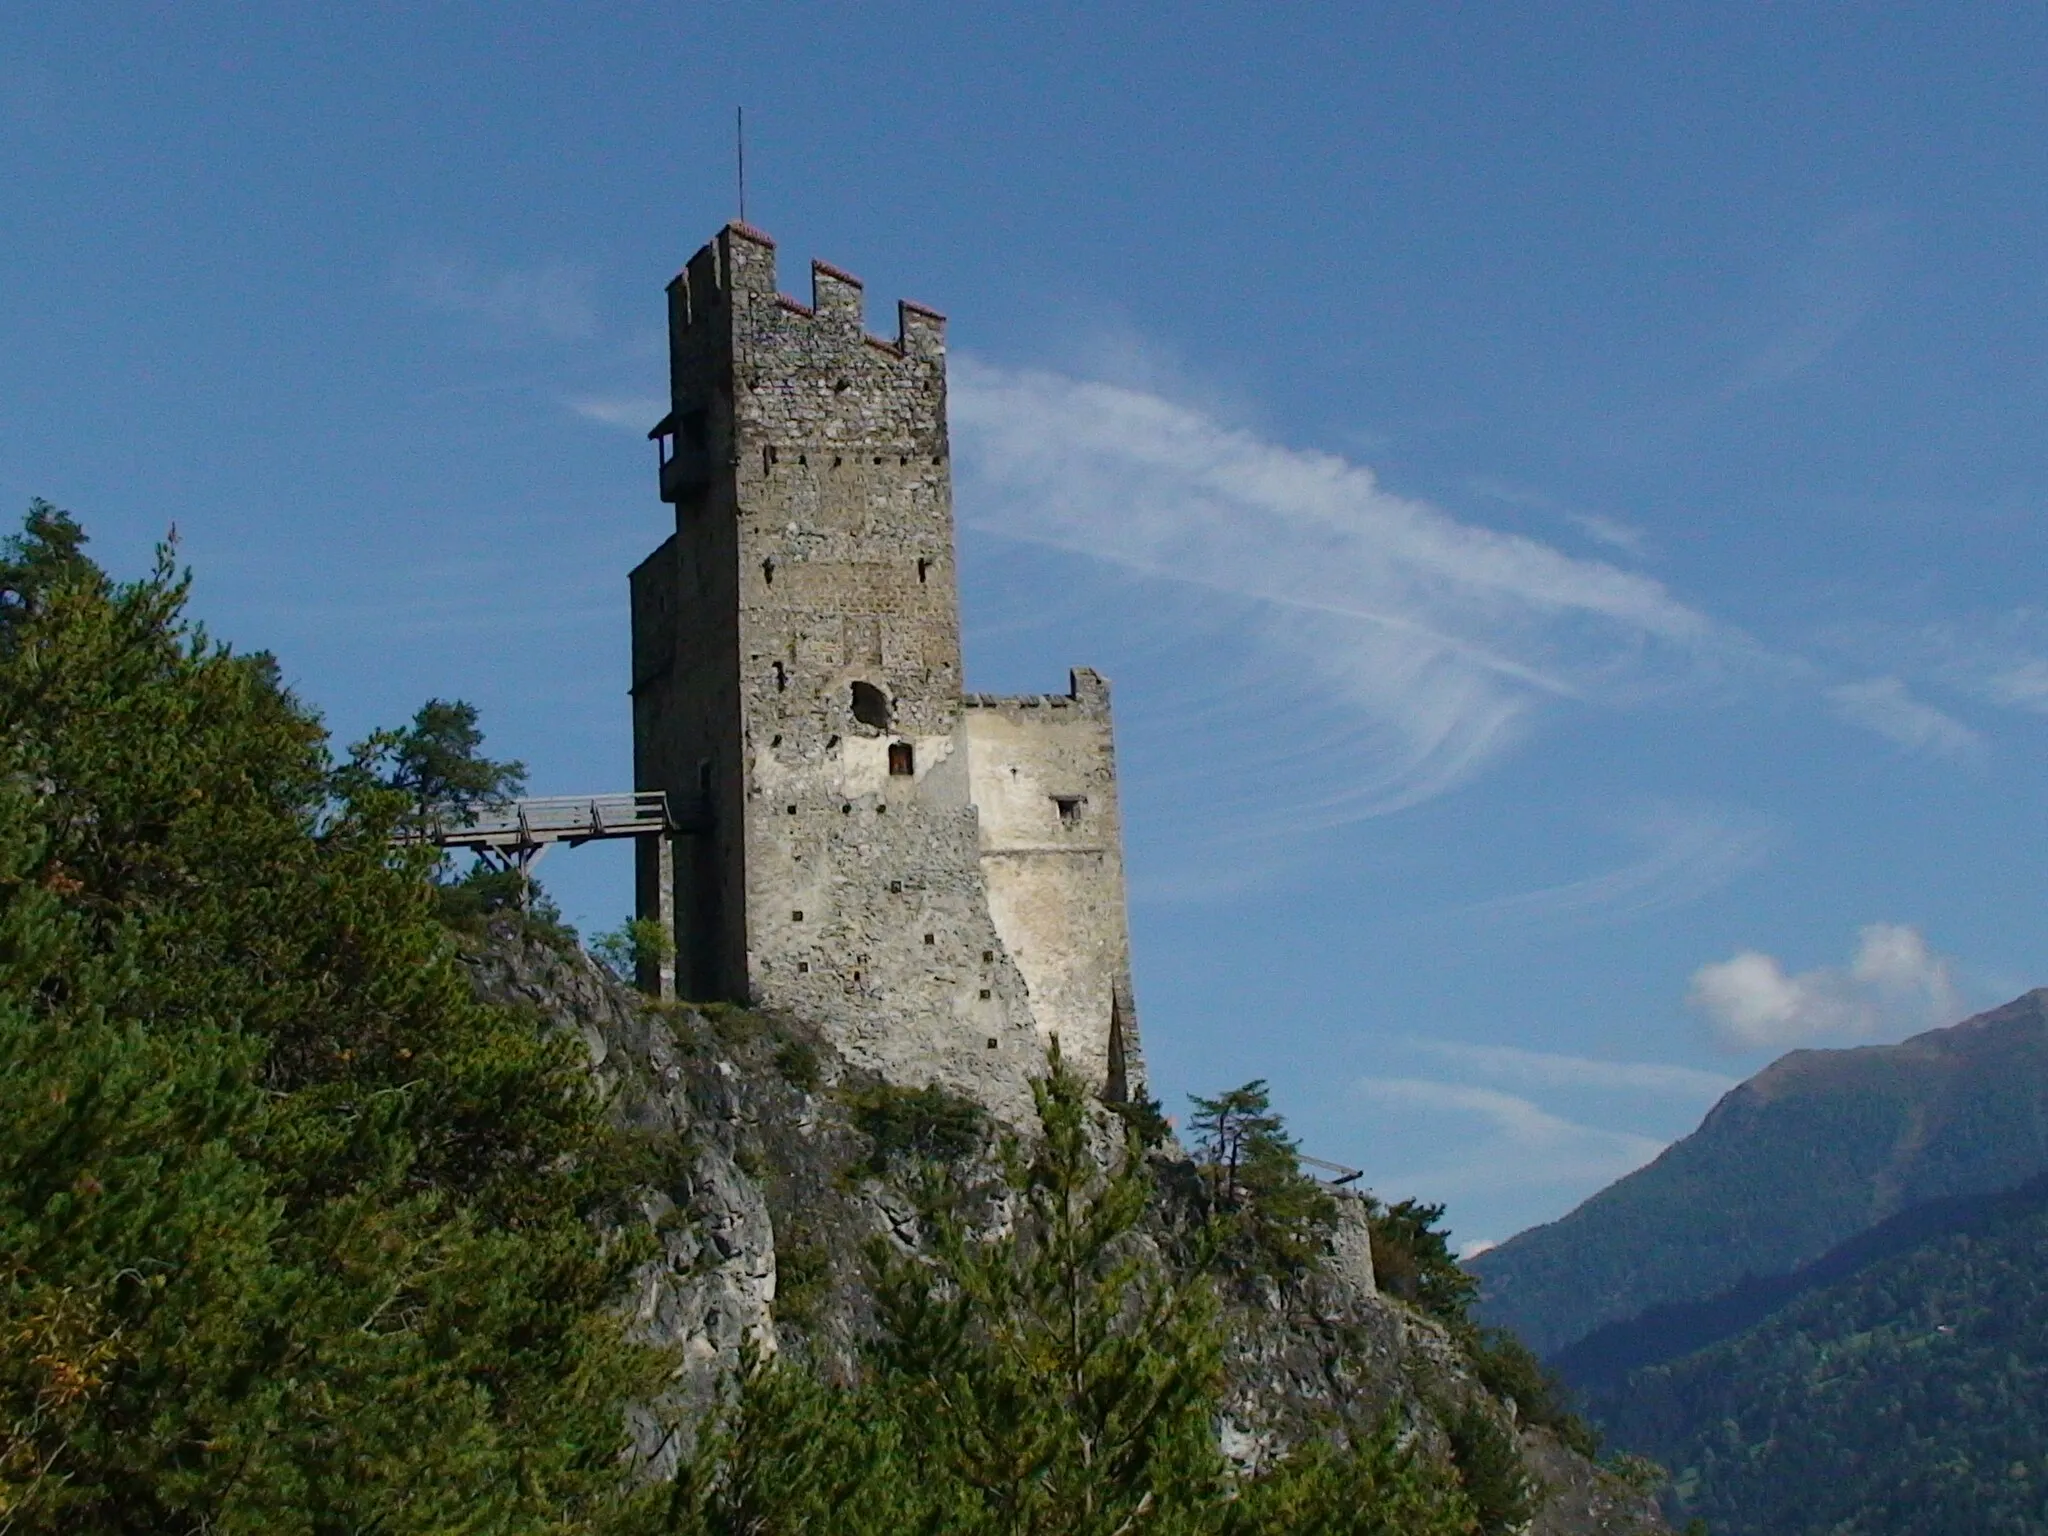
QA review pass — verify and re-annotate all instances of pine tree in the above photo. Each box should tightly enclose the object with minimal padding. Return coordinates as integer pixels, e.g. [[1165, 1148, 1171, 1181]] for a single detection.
[[0, 505, 667, 1533], [673, 1052, 1479, 1535]]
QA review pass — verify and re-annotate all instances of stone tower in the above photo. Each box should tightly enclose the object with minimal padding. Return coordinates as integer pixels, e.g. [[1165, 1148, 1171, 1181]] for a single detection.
[[631, 223, 1141, 1115]]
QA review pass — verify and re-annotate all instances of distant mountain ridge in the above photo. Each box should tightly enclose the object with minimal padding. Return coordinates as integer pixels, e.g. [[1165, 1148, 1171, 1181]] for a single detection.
[[1469, 988, 2048, 1356], [1551, 1168, 2048, 1396], [1585, 1171, 2048, 1535]]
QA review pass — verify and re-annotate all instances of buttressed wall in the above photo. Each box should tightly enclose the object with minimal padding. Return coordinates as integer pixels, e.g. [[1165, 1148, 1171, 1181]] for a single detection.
[[632, 223, 1143, 1118]]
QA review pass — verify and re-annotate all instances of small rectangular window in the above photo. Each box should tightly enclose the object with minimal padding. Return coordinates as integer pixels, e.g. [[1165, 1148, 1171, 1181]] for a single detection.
[[1053, 795, 1085, 825]]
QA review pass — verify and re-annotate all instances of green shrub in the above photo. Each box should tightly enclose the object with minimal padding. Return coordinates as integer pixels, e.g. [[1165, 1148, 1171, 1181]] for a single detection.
[[772, 1036, 823, 1092], [1444, 1401, 1538, 1535], [844, 1082, 989, 1175]]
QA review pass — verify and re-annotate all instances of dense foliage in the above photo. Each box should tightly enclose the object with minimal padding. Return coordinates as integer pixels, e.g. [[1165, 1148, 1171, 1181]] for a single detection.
[[1471, 989, 2048, 1356], [1188, 1080, 1340, 1277], [671, 1053, 1484, 1534], [0, 506, 666, 1532], [1593, 1177, 2048, 1536]]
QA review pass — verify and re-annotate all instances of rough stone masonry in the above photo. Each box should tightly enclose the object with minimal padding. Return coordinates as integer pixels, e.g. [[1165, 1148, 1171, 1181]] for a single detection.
[[631, 222, 1142, 1119]]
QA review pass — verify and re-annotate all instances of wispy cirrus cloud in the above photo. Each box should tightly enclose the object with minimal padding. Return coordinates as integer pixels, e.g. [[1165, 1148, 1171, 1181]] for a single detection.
[[951, 358, 1733, 826], [395, 250, 597, 342], [1689, 922, 1963, 1052], [1410, 1040, 1738, 1101], [1462, 801, 1772, 929], [1827, 676, 1982, 760], [1349, 1077, 1666, 1200], [566, 395, 667, 431], [1725, 210, 1905, 396]]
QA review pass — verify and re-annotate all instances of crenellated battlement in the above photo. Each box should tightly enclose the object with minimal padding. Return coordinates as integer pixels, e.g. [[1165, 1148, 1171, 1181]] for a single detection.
[[962, 670, 1114, 720], [666, 223, 944, 357]]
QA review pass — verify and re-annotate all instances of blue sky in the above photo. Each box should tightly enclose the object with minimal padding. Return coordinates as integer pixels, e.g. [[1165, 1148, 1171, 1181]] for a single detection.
[[8, 4, 2048, 1247]]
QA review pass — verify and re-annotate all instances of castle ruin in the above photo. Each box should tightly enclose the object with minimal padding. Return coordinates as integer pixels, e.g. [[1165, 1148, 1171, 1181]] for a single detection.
[[630, 223, 1142, 1115]]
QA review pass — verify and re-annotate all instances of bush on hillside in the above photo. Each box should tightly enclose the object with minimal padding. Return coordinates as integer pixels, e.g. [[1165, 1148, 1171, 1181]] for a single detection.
[[0, 504, 667, 1533]]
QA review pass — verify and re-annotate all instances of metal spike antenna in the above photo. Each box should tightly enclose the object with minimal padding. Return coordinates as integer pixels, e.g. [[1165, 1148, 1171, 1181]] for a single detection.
[[736, 105, 746, 226]]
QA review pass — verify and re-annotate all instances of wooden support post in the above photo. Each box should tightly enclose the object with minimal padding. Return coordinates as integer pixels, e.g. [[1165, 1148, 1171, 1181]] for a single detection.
[[655, 833, 677, 1001]]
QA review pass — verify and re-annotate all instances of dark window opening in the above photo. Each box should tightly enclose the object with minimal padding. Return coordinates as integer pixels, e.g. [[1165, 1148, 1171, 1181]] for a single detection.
[[797, 961, 809, 973], [762, 557, 775, 585], [924, 933, 935, 945], [763, 444, 778, 473], [986, 1037, 999, 1049], [680, 410, 708, 450], [786, 804, 797, 815], [773, 661, 787, 692], [1053, 795, 1085, 825], [889, 880, 902, 893], [851, 680, 891, 730], [791, 910, 804, 922], [832, 454, 843, 467], [770, 734, 782, 747], [979, 989, 992, 1000], [917, 557, 931, 584], [888, 741, 914, 776], [798, 452, 808, 465], [982, 951, 994, 963]]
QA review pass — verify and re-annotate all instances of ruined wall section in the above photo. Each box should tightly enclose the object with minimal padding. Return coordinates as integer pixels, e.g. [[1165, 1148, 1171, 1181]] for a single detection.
[[632, 231, 753, 1001], [964, 669, 1145, 1100], [714, 227, 1043, 1116]]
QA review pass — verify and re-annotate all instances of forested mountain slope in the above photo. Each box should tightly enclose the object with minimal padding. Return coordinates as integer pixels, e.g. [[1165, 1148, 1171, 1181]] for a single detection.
[[1587, 1174, 2048, 1536], [1470, 989, 2048, 1355]]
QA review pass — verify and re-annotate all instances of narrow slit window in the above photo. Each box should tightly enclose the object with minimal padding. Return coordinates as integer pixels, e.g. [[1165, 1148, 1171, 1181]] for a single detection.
[[762, 557, 775, 586], [773, 661, 787, 692], [888, 741, 914, 777], [917, 557, 931, 584], [763, 444, 778, 473]]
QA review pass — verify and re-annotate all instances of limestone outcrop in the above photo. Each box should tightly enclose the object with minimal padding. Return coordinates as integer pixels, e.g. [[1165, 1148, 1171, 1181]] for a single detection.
[[463, 917, 1669, 1534]]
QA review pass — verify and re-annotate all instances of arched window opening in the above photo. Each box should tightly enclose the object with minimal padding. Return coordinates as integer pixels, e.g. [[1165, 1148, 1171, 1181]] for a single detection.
[[762, 557, 775, 586], [888, 741, 915, 777], [850, 680, 891, 730]]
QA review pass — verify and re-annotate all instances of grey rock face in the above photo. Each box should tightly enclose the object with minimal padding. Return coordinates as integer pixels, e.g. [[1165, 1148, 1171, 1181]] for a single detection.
[[461, 918, 1667, 1533]]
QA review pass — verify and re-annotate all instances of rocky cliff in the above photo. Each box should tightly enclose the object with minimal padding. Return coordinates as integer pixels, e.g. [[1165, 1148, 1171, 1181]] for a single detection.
[[462, 918, 1668, 1535]]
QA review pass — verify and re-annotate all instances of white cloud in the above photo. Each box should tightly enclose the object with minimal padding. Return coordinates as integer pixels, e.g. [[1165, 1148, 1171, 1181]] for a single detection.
[[1827, 676, 1982, 759], [1727, 210, 1903, 395], [395, 251, 596, 342], [951, 358, 1729, 824], [567, 395, 667, 431], [1349, 1077, 1666, 1198], [1982, 657, 2048, 713], [1463, 802, 1771, 928], [1412, 1040, 1738, 1100], [1688, 922, 1963, 1051], [1565, 512, 1650, 558]]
